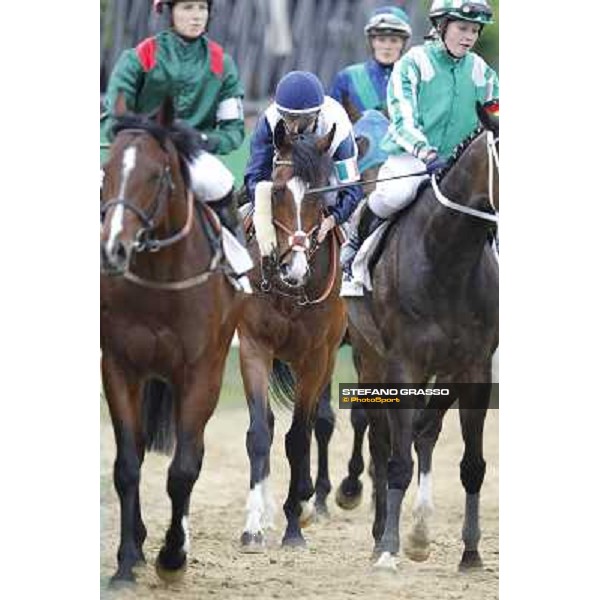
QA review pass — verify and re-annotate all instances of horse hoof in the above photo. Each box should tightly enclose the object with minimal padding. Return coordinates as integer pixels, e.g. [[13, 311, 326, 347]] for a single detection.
[[459, 550, 483, 571], [373, 551, 398, 572], [404, 541, 431, 562], [281, 533, 306, 548], [109, 570, 136, 588], [299, 500, 315, 528], [335, 480, 363, 510], [240, 531, 266, 554], [155, 548, 187, 583]]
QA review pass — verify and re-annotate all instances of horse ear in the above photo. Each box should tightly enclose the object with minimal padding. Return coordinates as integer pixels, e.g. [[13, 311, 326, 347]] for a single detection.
[[355, 135, 369, 160], [316, 123, 336, 154], [157, 96, 175, 128], [274, 119, 290, 151], [341, 92, 362, 124], [113, 91, 128, 117]]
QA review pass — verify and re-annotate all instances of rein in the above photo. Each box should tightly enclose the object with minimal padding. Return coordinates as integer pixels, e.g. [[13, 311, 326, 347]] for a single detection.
[[430, 131, 499, 223]]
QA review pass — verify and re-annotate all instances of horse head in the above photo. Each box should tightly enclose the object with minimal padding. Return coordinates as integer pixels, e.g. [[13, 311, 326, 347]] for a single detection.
[[260, 119, 335, 288], [100, 93, 187, 275]]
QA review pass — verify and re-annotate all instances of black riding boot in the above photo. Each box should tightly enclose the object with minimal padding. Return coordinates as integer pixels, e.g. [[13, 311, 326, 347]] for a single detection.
[[342, 205, 386, 277], [211, 190, 247, 247]]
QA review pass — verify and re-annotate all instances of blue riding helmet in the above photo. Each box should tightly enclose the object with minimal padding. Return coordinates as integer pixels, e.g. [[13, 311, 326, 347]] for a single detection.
[[275, 71, 325, 115], [364, 6, 412, 38]]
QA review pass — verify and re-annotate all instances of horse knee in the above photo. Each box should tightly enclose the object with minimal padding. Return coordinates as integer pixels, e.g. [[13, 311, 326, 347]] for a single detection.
[[315, 414, 334, 444], [168, 447, 203, 498], [387, 455, 414, 491], [114, 454, 140, 493], [460, 456, 486, 494], [350, 406, 368, 432]]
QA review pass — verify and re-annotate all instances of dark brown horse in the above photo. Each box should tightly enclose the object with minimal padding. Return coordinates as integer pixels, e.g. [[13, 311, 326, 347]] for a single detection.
[[236, 121, 347, 550], [347, 104, 499, 571], [100, 95, 242, 585]]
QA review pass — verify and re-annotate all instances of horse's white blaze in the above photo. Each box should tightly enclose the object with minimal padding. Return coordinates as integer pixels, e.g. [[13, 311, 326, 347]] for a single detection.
[[261, 476, 276, 529], [413, 471, 434, 519], [107, 146, 137, 252], [244, 482, 265, 534], [286, 176, 305, 232], [181, 515, 190, 553], [286, 177, 309, 281]]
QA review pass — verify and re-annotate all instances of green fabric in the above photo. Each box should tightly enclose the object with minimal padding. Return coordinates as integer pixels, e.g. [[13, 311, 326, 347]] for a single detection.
[[382, 40, 499, 159], [347, 64, 383, 113], [103, 30, 244, 155]]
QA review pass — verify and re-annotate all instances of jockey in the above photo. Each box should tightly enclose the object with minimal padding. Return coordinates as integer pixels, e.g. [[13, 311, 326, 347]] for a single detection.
[[103, 1, 251, 288], [343, 0, 499, 288], [329, 5, 412, 115], [244, 71, 362, 244]]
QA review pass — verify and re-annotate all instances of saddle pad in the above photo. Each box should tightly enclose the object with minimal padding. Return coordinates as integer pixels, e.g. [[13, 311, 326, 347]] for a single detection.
[[354, 110, 390, 173]]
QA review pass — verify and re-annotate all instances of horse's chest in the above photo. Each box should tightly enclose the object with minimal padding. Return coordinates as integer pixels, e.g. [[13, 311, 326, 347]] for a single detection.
[[101, 292, 212, 373]]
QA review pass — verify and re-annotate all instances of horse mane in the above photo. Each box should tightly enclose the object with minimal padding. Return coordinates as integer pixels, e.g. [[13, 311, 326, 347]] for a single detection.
[[111, 113, 197, 190], [438, 126, 484, 180], [290, 133, 334, 188]]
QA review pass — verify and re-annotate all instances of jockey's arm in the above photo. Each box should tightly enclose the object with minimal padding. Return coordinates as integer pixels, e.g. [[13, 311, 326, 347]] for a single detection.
[[329, 69, 349, 105], [244, 115, 275, 205], [386, 53, 435, 160], [328, 134, 363, 225], [200, 55, 245, 155]]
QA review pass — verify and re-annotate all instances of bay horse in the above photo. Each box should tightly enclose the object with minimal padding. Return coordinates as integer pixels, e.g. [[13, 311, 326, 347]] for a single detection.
[[346, 103, 499, 571], [313, 94, 386, 515], [237, 120, 347, 550], [100, 94, 242, 585]]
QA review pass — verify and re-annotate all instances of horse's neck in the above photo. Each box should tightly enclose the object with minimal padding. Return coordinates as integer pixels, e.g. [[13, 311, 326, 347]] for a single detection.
[[421, 143, 490, 276]]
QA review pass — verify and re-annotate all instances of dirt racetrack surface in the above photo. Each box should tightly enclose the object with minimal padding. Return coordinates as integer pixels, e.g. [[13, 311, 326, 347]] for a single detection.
[[101, 403, 498, 599]]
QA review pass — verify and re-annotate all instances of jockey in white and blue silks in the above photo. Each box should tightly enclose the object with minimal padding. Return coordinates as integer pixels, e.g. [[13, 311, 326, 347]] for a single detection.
[[244, 71, 362, 243]]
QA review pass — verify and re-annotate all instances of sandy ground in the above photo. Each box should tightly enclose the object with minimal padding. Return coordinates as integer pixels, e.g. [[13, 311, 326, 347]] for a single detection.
[[101, 403, 498, 600]]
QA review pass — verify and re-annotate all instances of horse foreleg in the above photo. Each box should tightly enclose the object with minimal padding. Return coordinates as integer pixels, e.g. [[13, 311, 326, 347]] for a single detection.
[[239, 338, 274, 552], [457, 375, 491, 571], [406, 387, 455, 562], [156, 360, 221, 581], [314, 382, 334, 518], [102, 356, 144, 586], [336, 405, 368, 510], [367, 409, 389, 555]]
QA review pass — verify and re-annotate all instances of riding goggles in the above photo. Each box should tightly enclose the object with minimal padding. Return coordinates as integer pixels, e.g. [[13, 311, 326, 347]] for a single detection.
[[278, 110, 320, 133], [365, 14, 412, 36], [435, 3, 493, 24]]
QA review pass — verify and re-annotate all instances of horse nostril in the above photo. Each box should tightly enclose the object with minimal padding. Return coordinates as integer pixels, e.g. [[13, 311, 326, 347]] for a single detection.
[[115, 241, 128, 263]]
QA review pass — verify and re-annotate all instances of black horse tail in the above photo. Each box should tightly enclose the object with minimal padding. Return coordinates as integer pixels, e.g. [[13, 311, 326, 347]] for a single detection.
[[142, 379, 176, 454], [269, 359, 296, 412]]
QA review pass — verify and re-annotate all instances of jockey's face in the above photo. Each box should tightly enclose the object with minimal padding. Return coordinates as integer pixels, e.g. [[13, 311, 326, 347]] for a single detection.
[[280, 112, 319, 136], [443, 20, 481, 58], [371, 34, 407, 65], [172, 1, 209, 38]]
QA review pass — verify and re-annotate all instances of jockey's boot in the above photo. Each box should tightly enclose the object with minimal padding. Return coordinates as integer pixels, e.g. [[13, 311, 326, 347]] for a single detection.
[[341, 205, 386, 277], [211, 189, 253, 293], [212, 189, 247, 247]]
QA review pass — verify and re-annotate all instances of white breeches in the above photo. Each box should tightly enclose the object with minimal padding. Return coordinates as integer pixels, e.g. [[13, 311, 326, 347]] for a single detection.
[[187, 151, 235, 202], [367, 154, 428, 219]]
